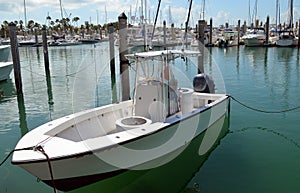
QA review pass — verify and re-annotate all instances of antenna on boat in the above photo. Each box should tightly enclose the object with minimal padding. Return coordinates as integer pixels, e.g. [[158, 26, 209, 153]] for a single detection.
[[150, 0, 161, 50], [184, 0, 193, 48]]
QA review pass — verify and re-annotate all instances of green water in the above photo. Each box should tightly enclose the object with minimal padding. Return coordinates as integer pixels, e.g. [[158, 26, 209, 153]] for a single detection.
[[0, 44, 299, 193]]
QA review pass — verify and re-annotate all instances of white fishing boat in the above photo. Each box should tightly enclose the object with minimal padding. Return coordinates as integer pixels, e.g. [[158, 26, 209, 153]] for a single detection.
[[0, 45, 11, 62], [215, 29, 239, 47], [0, 62, 13, 81], [242, 27, 266, 46], [11, 49, 230, 191]]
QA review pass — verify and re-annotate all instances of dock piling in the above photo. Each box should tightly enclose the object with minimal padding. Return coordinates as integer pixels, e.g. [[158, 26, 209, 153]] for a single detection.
[[298, 19, 300, 48], [163, 20, 166, 49], [118, 12, 130, 101], [108, 23, 116, 77], [34, 28, 38, 44], [237, 20, 240, 46], [265, 16, 270, 46], [9, 23, 23, 95], [42, 27, 50, 74], [198, 20, 205, 74], [209, 18, 213, 46]]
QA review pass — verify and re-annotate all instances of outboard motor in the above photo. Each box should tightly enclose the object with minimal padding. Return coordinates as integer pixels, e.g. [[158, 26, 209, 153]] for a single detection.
[[193, 73, 215, 93]]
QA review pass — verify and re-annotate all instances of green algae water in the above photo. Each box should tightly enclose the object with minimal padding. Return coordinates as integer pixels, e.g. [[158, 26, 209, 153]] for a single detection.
[[0, 44, 299, 193]]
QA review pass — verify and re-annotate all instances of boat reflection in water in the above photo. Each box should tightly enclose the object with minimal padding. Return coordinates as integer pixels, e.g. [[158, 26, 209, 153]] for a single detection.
[[70, 113, 230, 193]]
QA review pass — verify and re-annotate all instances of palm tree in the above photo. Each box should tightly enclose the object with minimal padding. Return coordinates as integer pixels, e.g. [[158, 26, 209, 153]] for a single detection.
[[1, 21, 9, 38], [19, 20, 24, 31], [27, 20, 35, 34], [73, 16, 80, 27], [46, 15, 51, 26]]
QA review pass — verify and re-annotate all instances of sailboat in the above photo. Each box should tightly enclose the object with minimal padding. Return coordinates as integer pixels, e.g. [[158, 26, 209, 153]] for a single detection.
[[11, 49, 230, 191], [276, 0, 296, 47]]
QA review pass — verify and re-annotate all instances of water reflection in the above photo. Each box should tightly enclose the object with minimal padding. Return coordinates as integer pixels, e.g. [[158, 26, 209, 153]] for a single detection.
[[0, 80, 15, 102], [17, 93, 28, 136], [45, 68, 54, 115], [69, 114, 230, 193], [110, 74, 118, 104]]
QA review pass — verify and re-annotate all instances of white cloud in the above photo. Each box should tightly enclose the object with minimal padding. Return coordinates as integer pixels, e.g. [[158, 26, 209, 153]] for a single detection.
[[214, 11, 230, 26]]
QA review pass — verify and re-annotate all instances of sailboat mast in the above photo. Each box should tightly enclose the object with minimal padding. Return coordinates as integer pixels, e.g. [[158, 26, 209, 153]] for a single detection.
[[141, 0, 144, 23], [276, 0, 278, 31], [23, 0, 27, 27], [144, 0, 147, 23], [289, 0, 293, 28], [254, 0, 258, 24], [202, 0, 205, 20], [59, 0, 64, 19], [248, 0, 251, 25], [105, 5, 108, 24]]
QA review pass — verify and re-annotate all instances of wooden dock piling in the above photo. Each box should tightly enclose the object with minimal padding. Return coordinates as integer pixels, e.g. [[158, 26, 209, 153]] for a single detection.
[[243, 21, 247, 35], [298, 19, 300, 48], [42, 27, 53, 106], [198, 20, 205, 74], [237, 20, 241, 45], [118, 12, 130, 101], [265, 16, 270, 46], [209, 18, 213, 46], [108, 23, 117, 103], [34, 28, 38, 44], [9, 23, 23, 95], [42, 27, 50, 74], [108, 23, 116, 77], [163, 20, 167, 49]]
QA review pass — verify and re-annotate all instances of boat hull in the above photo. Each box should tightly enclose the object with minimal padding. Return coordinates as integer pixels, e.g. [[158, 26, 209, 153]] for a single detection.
[[244, 38, 265, 47], [0, 45, 11, 62], [13, 96, 229, 191], [276, 39, 295, 47], [0, 62, 13, 81]]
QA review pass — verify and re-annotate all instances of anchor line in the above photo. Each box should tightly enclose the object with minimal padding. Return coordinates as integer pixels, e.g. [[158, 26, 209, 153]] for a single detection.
[[228, 95, 300, 114], [0, 145, 58, 193]]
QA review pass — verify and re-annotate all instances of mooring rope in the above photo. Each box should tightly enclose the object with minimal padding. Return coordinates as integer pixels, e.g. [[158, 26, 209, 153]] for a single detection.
[[0, 146, 35, 166], [228, 95, 300, 114], [0, 145, 58, 193], [34, 146, 58, 193]]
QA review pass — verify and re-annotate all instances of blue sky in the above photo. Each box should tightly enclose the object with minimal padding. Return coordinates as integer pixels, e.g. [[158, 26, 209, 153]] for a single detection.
[[0, 0, 299, 27]]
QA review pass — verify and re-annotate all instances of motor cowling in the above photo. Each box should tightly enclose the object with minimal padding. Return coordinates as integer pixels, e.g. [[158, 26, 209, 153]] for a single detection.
[[193, 73, 215, 93]]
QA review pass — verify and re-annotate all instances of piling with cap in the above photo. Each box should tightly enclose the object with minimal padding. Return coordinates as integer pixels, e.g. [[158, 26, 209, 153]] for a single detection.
[[118, 12, 130, 101], [163, 20, 166, 49], [237, 20, 241, 46], [42, 27, 50, 74], [108, 23, 115, 77], [265, 16, 270, 46], [198, 20, 205, 74], [9, 23, 23, 95], [298, 19, 300, 48], [209, 18, 213, 46], [34, 28, 38, 44]]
